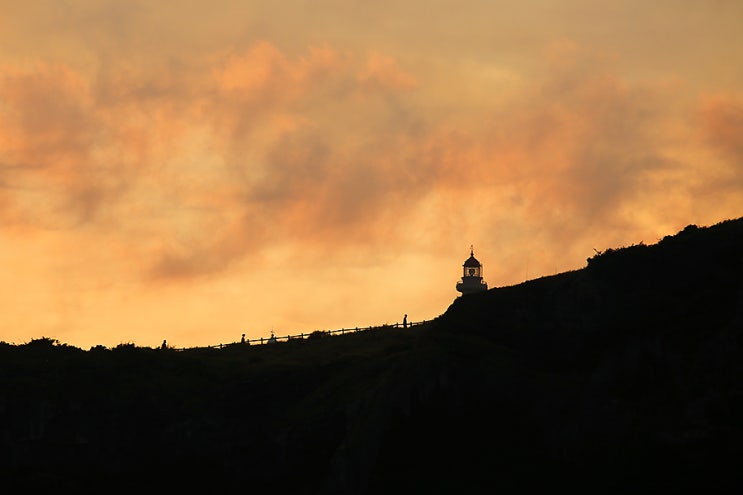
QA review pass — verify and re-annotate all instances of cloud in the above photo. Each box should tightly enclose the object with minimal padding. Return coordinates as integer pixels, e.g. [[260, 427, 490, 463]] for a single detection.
[[700, 92, 743, 168], [0, 63, 111, 227], [143, 43, 430, 279], [405, 45, 682, 253], [2, 38, 740, 288]]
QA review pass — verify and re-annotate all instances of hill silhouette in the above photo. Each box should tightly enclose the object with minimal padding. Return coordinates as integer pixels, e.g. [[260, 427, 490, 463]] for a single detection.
[[1, 217, 742, 493]]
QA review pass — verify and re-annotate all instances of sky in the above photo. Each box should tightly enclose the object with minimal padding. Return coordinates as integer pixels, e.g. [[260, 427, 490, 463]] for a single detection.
[[1, 1, 742, 349]]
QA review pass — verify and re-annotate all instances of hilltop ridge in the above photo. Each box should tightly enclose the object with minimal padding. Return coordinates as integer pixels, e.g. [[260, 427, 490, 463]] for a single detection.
[[1, 216, 742, 493], [441, 217, 743, 369]]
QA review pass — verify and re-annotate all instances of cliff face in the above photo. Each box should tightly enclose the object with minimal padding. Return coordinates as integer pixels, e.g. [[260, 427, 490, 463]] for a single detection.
[[1, 218, 742, 493]]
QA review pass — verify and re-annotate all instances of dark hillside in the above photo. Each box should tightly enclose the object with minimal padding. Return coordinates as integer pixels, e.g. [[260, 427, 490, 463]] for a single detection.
[[1, 217, 742, 493], [429, 217, 743, 491], [442, 219, 743, 373]]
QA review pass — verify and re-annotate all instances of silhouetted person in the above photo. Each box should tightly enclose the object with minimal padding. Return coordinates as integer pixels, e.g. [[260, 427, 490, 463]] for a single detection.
[[241, 333, 246, 344], [403, 314, 408, 328], [161, 339, 167, 349]]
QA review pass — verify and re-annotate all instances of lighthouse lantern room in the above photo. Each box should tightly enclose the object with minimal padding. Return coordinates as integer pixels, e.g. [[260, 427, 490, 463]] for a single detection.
[[456, 246, 488, 296]]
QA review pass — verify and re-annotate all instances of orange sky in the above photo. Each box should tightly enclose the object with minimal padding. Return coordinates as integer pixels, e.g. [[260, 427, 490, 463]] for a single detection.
[[1, 1, 742, 349]]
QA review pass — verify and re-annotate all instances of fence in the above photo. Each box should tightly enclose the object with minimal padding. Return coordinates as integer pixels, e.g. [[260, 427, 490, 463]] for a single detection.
[[177, 319, 430, 351]]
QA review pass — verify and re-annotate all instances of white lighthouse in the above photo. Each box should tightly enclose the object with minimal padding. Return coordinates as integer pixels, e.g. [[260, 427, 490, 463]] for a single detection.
[[456, 246, 488, 296]]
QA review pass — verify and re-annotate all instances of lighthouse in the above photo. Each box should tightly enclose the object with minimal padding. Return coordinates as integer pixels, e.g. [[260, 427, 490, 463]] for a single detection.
[[456, 246, 488, 296]]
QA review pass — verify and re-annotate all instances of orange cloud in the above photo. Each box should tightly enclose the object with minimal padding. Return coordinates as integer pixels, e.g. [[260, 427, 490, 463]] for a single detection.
[[1, 40, 735, 289], [358, 51, 418, 90], [135, 43, 431, 280], [701, 92, 743, 167], [0, 63, 109, 227]]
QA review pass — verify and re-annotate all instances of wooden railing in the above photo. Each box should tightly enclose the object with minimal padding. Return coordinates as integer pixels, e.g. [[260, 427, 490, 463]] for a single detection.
[[177, 319, 430, 350]]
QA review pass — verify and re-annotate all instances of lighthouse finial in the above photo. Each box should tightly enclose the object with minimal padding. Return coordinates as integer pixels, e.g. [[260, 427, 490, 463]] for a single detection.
[[470, 244, 474, 256]]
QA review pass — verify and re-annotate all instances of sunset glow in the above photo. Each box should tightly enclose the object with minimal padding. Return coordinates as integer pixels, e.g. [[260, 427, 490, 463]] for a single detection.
[[2, 1, 742, 348]]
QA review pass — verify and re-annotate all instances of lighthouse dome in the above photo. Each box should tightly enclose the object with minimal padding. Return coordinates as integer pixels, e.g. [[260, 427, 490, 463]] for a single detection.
[[463, 254, 481, 268]]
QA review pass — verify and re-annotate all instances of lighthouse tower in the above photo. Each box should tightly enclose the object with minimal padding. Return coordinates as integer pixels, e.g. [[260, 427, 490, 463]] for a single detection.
[[456, 246, 488, 296]]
